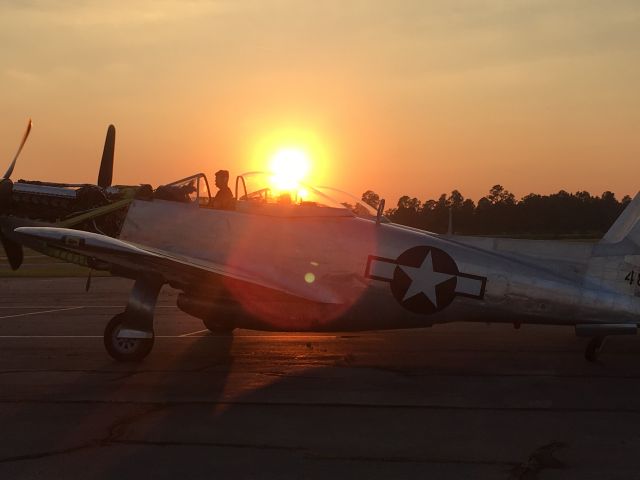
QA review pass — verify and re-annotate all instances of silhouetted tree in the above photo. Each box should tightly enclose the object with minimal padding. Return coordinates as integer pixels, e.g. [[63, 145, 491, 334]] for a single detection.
[[487, 185, 515, 206], [369, 185, 631, 238], [361, 190, 380, 208], [447, 190, 464, 209], [390, 196, 421, 226]]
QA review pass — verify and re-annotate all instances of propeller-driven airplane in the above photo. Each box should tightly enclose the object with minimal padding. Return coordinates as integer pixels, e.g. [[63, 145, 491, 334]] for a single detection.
[[2, 120, 639, 362]]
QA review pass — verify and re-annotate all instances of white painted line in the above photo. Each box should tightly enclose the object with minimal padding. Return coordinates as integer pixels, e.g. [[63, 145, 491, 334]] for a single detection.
[[0, 306, 84, 319], [1, 336, 200, 339], [179, 329, 210, 337], [235, 335, 338, 339], [0, 305, 177, 309], [0, 334, 339, 339], [0, 335, 185, 338], [0, 335, 103, 338]]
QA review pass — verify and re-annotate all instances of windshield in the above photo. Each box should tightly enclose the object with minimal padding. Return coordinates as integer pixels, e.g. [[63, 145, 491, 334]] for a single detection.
[[236, 172, 344, 209], [235, 171, 387, 222], [158, 173, 211, 205], [315, 186, 388, 222]]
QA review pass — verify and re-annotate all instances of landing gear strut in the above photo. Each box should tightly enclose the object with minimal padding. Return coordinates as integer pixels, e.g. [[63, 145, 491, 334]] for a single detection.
[[585, 336, 606, 363], [104, 277, 163, 362]]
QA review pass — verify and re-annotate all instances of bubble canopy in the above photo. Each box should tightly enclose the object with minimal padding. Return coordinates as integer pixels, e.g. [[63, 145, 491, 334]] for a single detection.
[[234, 171, 388, 222]]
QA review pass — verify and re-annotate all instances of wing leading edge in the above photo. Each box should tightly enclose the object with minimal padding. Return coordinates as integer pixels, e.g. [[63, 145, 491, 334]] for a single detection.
[[13, 226, 323, 304]]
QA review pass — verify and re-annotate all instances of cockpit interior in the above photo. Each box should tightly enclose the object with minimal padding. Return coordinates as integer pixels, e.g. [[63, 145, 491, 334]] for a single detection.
[[159, 171, 388, 222]]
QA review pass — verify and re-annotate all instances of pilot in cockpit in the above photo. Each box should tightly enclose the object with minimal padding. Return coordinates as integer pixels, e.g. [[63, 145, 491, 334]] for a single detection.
[[212, 169, 235, 210]]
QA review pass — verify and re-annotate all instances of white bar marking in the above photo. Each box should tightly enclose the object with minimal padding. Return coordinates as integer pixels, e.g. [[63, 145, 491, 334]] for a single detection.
[[0, 334, 339, 339], [0, 305, 177, 309], [179, 329, 210, 337], [368, 257, 396, 280], [0, 306, 84, 319], [455, 276, 484, 297]]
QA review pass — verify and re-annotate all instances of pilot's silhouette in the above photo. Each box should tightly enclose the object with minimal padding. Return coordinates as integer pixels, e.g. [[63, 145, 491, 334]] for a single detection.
[[213, 170, 235, 210]]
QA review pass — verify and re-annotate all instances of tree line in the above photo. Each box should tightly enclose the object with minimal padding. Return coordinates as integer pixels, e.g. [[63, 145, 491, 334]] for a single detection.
[[361, 186, 632, 238]]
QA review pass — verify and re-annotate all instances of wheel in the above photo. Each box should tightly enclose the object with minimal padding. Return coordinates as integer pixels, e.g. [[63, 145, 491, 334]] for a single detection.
[[104, 313, 154, 362], [202, 317, 235, 335], [585, 336, 605, 362]]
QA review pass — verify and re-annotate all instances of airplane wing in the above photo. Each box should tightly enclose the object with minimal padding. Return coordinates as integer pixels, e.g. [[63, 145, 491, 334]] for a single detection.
[[13, 226, 317, 303]]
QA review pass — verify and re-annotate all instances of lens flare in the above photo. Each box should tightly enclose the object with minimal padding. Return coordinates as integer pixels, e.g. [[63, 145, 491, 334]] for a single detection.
[[269, 148, 311, 191]]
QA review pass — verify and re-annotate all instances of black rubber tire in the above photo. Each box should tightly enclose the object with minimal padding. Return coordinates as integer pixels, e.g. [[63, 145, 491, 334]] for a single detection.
[[585, 336, 604, 363], [104, 313, 154, 362], [202, 318, 235, 334]]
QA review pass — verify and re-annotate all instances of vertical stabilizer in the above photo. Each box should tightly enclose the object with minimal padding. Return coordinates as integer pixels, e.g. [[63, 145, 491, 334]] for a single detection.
[[584, 192, 640, 296], [600, 192, 640, 245]]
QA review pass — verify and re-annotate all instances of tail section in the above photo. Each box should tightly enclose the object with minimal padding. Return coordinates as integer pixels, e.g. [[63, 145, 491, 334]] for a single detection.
[[588, 192, 640, 295], [600, 192, 640, 245]]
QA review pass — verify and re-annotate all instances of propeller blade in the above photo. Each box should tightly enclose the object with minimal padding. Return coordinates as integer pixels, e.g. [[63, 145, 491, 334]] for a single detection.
[[97, 124, 115, 188], [3, 119, 32, 180], [0, 235, 23, 270]]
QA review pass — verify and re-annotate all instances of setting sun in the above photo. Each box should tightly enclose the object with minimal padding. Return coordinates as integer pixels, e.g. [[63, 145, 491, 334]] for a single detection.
[[269, 147, 311, 191], [248, 126, 331, 191]]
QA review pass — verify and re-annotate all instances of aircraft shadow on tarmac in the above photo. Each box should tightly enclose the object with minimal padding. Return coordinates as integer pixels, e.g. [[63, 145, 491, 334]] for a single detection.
[[4, 330, 640, 478]]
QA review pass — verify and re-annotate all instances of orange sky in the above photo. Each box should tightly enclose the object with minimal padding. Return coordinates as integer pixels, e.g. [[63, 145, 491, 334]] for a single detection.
[[1, 1, 639, 205]]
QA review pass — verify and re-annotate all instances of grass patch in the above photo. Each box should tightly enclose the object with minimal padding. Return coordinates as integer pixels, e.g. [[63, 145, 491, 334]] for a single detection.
[[0, 248, 110, 278]]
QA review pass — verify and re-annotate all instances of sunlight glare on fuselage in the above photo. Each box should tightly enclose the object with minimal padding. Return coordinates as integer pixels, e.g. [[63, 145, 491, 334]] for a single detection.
[[269, 147, 311, 192]]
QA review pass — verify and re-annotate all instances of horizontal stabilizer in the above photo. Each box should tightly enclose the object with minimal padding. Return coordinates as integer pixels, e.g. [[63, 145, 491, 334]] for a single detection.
[[576, 323, 637, 337]]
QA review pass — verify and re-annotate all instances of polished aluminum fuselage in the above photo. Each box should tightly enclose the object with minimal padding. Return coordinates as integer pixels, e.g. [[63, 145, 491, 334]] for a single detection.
[[118, 199, 640, 331]]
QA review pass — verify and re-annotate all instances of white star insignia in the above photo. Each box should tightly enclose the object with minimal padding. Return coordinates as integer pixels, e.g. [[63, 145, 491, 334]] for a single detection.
[[399, 251, 455, 307]]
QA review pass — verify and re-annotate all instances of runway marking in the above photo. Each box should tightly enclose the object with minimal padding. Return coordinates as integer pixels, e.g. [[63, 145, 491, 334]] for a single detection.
[[0, 306, 177, 309], [0, 335, 103, 338], [179, 329, 210, 337], [0, 307, 84, 319], [0, 335, 200, 338], [0, 334, 339, 339]]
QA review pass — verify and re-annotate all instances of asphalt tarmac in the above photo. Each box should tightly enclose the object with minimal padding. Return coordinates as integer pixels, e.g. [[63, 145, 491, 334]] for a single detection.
[[1, 278, 640, 479]]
